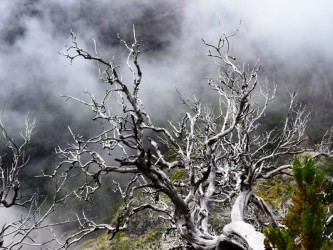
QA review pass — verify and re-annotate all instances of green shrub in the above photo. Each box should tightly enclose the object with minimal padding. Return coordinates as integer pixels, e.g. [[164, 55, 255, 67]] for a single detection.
[[264, 156, 333, 250]]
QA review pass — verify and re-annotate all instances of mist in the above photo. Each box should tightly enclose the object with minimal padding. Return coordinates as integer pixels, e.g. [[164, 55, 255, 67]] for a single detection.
[[1, 0, 332, 146], [0, 0, 332, 246]]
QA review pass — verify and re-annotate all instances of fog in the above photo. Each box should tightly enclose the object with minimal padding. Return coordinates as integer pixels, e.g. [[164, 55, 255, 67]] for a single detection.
[[0, 0, 332, 247], [1, 0, 332, 145]]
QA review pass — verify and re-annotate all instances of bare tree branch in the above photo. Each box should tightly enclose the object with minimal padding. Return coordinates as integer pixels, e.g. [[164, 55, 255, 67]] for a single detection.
[[51, 28, 333, 250]]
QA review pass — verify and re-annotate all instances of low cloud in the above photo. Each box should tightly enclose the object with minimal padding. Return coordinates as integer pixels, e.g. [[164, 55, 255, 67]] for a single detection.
[[0, 2, 332, 235]]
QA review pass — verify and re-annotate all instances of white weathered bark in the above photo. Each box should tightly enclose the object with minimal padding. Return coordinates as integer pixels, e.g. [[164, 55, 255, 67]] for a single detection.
[[222, 190, 265, 250], [54, 28, 329, 250], [223, 221, 265, 250]]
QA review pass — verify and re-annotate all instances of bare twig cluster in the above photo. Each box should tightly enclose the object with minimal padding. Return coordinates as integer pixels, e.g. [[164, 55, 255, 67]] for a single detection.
[[55, 27, 326, 250], [2, 26, 332, 250]]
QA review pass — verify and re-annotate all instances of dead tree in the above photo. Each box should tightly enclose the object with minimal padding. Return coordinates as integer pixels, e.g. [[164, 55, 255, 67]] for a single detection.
[[0, 117, 45, 249], [0, 117, 35, 209], [56, 27, 327, 249], [0, 117, 78, 249]]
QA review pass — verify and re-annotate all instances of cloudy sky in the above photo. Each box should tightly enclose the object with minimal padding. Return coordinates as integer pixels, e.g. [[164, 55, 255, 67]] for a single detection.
[[0, 0, 332, 180]]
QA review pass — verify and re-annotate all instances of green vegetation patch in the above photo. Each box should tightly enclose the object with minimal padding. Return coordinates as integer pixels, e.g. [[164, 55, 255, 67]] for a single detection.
[[254, 175, 292, 210], [170, 168, 187, 181]]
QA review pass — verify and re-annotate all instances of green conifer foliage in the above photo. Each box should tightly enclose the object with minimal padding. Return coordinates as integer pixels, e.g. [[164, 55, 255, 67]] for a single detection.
[[264, 156, 333, 250]]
